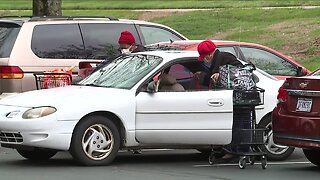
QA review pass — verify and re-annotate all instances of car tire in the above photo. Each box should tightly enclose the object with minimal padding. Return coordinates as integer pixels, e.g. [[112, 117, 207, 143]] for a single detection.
[[17, 148, 57, 160], [70, 115, 120, 166], [303, 149, 320, 167], [258, 115, 294, 161]]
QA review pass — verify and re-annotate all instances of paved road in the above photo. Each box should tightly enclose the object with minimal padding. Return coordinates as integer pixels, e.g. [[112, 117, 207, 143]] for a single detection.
[[0, 147, 319, 180]]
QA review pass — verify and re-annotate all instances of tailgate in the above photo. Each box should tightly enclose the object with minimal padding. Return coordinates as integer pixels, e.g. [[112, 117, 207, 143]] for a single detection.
[[0, 21, 22, 95], [286, 77, 320, 116]]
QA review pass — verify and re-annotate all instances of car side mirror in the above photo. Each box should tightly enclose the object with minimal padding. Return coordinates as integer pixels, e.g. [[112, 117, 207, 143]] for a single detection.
[[296, 66, 305, 77], [147, 80, 160, 93]]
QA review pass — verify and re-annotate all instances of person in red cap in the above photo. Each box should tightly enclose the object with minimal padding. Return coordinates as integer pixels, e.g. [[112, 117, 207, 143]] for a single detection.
[[83, 31, 145, 80], [196, 40, 243, 88], [118, 31, 145, 54], [197, 40, 247, 162]]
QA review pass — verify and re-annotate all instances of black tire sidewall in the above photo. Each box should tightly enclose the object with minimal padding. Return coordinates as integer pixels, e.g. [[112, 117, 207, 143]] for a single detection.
[[70, 115, 120, 166], [303, 149, 320, 167], [258, 114, 294, 161]]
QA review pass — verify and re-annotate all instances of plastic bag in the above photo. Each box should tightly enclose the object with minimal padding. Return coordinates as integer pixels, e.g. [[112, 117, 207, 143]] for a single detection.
[[217, 64, 257, 90]]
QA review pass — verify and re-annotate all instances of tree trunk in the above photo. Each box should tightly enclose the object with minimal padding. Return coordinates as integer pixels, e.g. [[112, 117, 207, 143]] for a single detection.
[[33, 0, 62, 16]]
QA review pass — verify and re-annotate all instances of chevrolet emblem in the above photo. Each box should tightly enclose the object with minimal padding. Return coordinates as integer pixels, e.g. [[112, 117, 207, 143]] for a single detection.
[[299, 82, 309, 89]]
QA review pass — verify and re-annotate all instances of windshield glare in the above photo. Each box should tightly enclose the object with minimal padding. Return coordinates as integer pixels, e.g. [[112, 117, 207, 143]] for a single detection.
[[79, 55, 162, 89]]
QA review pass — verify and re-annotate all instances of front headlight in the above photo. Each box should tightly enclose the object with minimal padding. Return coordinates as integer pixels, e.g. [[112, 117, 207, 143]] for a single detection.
[[22, 107, 57, 119]]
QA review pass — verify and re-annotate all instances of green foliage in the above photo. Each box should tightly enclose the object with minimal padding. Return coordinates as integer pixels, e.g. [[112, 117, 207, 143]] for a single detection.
[[1, 1, 319, 70], [302, 57, 320, 71], [1, 0, 320, 10]]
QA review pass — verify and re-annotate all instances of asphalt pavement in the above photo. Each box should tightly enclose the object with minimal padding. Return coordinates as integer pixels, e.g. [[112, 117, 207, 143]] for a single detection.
[[0, 147, 319, 180]]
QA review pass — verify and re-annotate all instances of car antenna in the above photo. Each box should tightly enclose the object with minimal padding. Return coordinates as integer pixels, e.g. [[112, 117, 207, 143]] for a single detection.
[[169, 39, 174, 43]]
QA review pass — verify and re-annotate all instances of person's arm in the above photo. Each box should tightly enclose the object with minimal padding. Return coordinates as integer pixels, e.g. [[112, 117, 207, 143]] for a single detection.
[[211, 50, 223, 73], [210, 51, 244, 82]]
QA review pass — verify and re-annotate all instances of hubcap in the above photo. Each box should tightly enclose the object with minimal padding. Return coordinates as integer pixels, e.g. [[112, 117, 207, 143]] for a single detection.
[[263, 122, 289, 155], [82, 124, 113, 160]]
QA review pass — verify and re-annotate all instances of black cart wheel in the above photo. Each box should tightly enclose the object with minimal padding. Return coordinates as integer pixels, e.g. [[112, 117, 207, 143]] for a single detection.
[[261, 155, 267, 169], [238, 156, 247, 169], [208, 152, 216, 165], [249, 156, 255, 165], [17, 148, 57, 161], [70, 115, 120, 166]]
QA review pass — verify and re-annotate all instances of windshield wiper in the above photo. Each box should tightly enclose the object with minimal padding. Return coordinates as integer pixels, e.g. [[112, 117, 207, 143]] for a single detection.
[[83, 83, 104, 87]]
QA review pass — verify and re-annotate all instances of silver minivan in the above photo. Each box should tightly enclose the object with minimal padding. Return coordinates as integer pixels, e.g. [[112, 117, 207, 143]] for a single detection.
[[0, 16, 187, 99]]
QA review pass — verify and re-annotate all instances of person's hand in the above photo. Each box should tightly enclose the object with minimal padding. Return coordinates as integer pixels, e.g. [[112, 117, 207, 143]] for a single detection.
[[193, 71, 203, 80], [211, 73, 220, 82]]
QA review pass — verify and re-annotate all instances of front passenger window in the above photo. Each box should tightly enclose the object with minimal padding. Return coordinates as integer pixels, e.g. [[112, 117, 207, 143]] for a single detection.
[[140, 26, 183, 45]]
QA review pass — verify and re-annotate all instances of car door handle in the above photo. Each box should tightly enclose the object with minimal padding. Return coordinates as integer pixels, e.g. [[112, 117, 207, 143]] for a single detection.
[[207, 99, 224, 107]]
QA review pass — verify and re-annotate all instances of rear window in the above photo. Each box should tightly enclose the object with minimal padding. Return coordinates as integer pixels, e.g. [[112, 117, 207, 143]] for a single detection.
[[0, 23, 21, 58]]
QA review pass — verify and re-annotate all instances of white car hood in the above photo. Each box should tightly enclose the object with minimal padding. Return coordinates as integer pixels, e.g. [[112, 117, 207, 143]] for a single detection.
[[0, 86, 130, 107]]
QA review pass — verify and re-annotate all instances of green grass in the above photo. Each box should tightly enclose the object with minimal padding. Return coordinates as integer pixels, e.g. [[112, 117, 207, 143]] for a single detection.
[[0, 10, 142, 19], [1, 0, 320, 10], [303, 57, 320, 71], [151, 8, 320, 71]]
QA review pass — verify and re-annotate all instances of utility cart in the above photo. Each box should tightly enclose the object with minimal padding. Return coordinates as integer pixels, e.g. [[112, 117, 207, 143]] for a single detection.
[[209, 87, 267, 169], [33, 72, 72, 90]]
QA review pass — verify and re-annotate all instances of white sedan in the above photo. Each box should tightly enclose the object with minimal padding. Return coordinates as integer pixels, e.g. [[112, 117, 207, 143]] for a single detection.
[[0, 51, 283, 166]]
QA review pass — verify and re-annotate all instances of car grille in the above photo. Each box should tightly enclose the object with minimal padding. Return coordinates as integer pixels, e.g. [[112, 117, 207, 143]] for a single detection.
[[0, 132, 23, 143]]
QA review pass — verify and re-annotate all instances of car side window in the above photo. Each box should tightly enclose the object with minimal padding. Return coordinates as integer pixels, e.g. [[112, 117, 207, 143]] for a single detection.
[[80, 23, 140, 60], [31, 24, 86, 59], [168, 64, 193, 80], [240, 47, 297, 76], [140, 25, 183, 45]]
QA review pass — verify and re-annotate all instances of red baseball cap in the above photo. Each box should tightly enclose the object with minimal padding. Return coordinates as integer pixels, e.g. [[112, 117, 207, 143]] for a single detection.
[[197, 40, 216, 60], [118, 31, 135, 45]]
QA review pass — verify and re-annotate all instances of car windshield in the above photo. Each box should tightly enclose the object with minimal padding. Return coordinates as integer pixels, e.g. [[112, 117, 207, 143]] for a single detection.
[[79, 54, 162, 89]]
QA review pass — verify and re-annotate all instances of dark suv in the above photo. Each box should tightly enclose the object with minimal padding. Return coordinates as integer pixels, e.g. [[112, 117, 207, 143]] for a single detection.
[[0, 16, 187, 99]]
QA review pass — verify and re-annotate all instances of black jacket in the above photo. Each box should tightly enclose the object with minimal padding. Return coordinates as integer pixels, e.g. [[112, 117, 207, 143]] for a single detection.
[[202, 49, 243, 86], [210, 49, 243, 73]]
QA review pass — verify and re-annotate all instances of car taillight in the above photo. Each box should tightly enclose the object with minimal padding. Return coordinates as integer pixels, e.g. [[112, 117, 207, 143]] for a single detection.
[[277, 81, 289, 103], [277, 86, 287, 102], [0, 66, 24, 79]]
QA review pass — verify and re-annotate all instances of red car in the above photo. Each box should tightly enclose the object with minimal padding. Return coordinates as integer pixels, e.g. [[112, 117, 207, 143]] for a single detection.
[[147, 40, 310, 80], [272, 68, 320, 167]]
